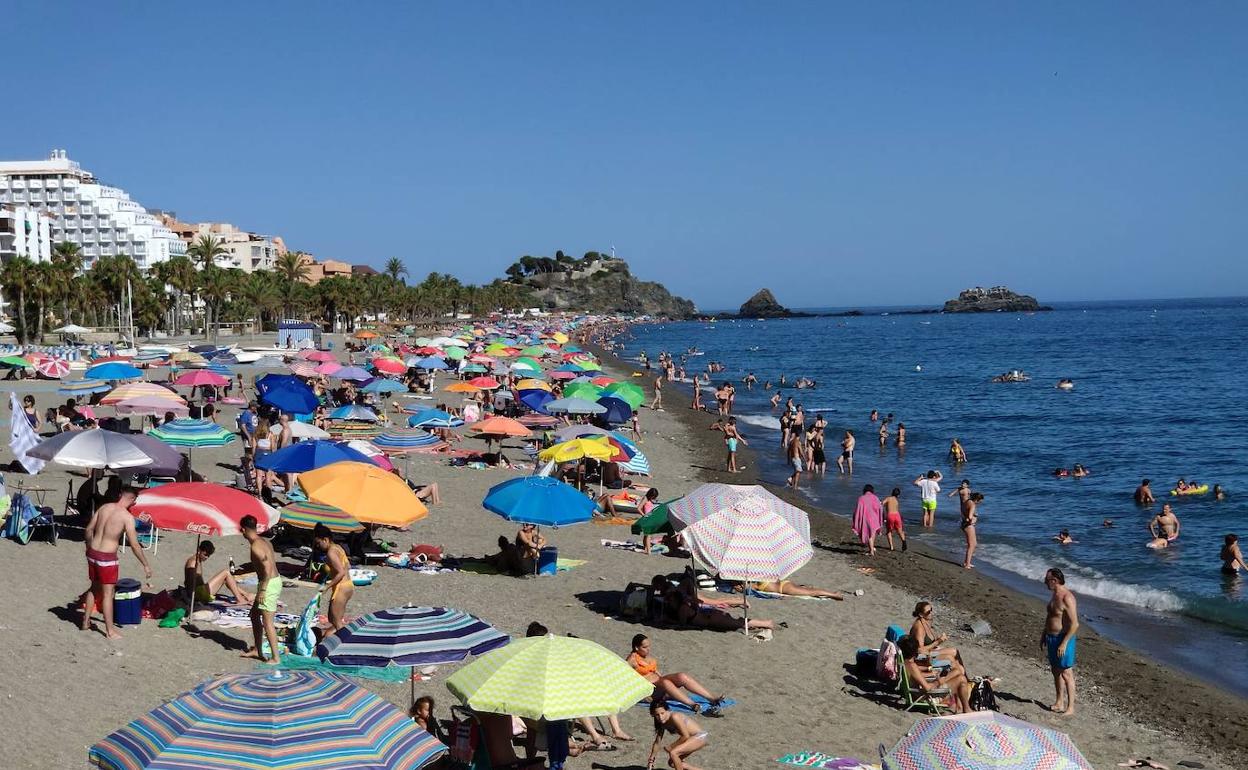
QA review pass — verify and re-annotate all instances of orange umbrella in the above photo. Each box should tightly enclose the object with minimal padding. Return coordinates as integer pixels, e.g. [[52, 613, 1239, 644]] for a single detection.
[[515, 379, 551, 392], [445, 382, 480, 393], [354, 330, 379, 340], [299, 461, 428, 527], [471, 417, 532, 438]]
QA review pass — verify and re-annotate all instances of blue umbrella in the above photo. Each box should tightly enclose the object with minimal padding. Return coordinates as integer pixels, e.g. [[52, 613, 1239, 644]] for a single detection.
[[361, 378, 404, 394], [330, 404, 380, 422], [413, 356, 449, 370], [254, 440, 374, 473], [595, 395, 633, 426], [256, 373, 319, 414], [405, 408, 463, 428], [518, 389, 554, 415], [483, 475, 596, 527], [85, 362, 144, 380]]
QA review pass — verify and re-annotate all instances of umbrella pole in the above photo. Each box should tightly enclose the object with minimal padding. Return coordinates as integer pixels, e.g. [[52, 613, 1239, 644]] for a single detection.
[[410, 665, 416, 705]]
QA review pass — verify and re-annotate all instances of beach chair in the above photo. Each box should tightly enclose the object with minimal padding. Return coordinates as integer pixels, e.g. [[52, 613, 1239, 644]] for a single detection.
[[896, 653, 952, 715]]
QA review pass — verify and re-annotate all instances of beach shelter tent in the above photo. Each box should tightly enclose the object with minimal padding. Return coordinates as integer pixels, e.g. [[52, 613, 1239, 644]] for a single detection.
[[317, 606, 509, 701], [88, 670, 446, 770], [446, 635, 653, 721], [881, 712, 1093, 770]]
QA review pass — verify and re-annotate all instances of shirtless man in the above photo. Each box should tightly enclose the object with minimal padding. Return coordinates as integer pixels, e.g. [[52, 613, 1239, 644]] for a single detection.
[[786, 433, 804, 488], [1134, 479, 1155, 505], [723, 417, 747, 473], [836, 430, 855, 474], [1147, 504, 1181, 548], [1041, 568, 1079, 715], [312, 524, 354, 635], [81, 488, 151, 639], [240, 514, 282, 664], [743, 372, 757, 391], [515, 523, 546, 572]]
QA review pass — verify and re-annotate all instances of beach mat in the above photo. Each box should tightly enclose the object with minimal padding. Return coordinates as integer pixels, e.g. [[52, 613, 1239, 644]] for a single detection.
[[776, 752, 877, 769], [556, 558, 587, 572], [263, 655, 412, 683], [639, 695, 737, 714]]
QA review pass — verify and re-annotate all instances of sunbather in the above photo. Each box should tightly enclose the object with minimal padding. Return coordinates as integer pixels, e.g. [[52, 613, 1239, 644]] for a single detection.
[[668, 574, 776, 632], [909, 601, 965, 673], [739, 579, 844, 600], [627, 634, 726, 714], [899, 635, 972, 713], [183, 540, 253, 605]]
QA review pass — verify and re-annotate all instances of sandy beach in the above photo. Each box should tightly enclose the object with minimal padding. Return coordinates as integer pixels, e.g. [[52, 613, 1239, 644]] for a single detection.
[[0, 337, 1240, 770]]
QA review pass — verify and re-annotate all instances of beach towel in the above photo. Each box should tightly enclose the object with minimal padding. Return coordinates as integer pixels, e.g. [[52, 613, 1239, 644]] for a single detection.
[[555, 558, 587, 572], [291, 597, 320, 656], [592, 516, 636, 526], [266, 655, 413, 683], [663, 695, 737, 715], [852, 492, 883, 544], [776, 751, 878, 769], [8, 392, 45, 474]]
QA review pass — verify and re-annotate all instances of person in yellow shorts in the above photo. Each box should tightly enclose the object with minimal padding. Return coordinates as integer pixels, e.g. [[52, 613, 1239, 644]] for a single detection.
[[240, 515, 283, 664]]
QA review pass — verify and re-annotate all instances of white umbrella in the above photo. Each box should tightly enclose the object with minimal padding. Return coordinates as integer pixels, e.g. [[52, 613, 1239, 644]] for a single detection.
[[287, 421, 330, 440], [53, 324, 93, 334], [28, 428, 155, 469], [0, 321, 15, 333]]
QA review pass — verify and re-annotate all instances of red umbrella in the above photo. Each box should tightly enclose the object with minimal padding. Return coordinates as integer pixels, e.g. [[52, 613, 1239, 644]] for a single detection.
[[590, 376, 617, 386], [414, 346, 441, 355], [174, 370, 229, 387], [301, 350, 337, 362], [35, 358, 72, 379], [132, 482, 279, 536], [467, 376, 501, 389], [372, 357, 406, 375]]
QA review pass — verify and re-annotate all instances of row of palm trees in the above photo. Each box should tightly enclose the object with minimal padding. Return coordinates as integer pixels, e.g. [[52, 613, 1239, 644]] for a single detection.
[[0, 235, 535, 343]]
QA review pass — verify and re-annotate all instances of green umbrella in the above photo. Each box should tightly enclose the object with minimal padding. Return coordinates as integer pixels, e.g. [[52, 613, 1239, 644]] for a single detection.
[[446, 635, 653, 720], [519, 346, 549, 358], [512, 356, 542, 373], [631, 500, 676, 536], [603, 382, 645, 410], [563, 382, 603, 401], [442, 347, 467, 361], [0, 355, 31, 368]]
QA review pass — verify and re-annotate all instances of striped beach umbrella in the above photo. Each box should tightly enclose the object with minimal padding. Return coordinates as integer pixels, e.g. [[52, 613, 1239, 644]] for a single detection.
[[101, 382, 186, 406], [882, 712, 1092, 770], [59, 379, 112, 396], [330, 404, 380, 422], [149, 419, 237, 449], [446, 635, 653, 721], [290, 361, 320, 377], [281, 501, 364, 534], [88, 670, 446, 770], [371, 428, 448, 454], [327, 422, 382, 440], [34, 358, 71, 379], [114, 396, 190, 418]]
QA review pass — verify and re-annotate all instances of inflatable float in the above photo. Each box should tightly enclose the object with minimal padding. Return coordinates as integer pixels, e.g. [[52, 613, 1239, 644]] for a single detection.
[[1170, 485, 1209, 497]]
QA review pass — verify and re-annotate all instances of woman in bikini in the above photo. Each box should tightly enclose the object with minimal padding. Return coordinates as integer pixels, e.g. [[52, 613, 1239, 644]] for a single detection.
[[648, 700, 708, 770], [1221, 534, 1248, 576], [312, 524, 354, 634], [627, 635, 725, 714], [909, 601, 966, 674], [899, 635, 973, 713], [961, 492, 982, 569]]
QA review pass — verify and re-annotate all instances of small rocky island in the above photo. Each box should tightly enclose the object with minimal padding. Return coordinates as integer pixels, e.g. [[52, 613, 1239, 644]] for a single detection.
[[738, 288, 799, 318], [943, 286, 1051, 313]]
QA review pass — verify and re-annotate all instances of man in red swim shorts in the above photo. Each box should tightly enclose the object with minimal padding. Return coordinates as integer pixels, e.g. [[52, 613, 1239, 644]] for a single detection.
[[81, 488, 151, 639]]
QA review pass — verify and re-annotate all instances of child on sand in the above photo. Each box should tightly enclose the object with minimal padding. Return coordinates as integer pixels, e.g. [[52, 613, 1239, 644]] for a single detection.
[[648, 700, 707, 770]]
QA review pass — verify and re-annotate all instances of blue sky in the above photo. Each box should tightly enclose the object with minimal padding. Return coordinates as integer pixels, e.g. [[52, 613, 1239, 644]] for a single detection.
[[7, 3, 1245, 309]]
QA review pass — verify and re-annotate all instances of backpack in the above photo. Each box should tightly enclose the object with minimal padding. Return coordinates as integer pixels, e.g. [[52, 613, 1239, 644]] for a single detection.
[[970, 678, 998, 711], [876, 638, 900, 682]]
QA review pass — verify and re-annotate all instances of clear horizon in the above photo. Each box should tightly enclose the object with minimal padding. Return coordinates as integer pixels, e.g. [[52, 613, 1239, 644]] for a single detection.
[[5, 3, 1245, 309]]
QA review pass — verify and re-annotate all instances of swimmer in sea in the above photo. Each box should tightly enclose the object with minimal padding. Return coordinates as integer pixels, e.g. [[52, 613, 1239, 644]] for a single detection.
[[769, 391, 781, 408], [869, 409, 878, 423], [878, 419, 890, 447], [1222, 535, 1248, 575], [1147, 504, 1180, 549], [1134, 479, 1155, 505], [949, 438, 968, 464], [1054, 529, 1076, 545], [1214, 484, 1227, 501], [896, 422, 906, 447], [1072, 464, 1089, 478]]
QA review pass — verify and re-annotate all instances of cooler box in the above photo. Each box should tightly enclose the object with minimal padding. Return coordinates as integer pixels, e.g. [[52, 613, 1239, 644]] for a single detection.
[[536, 546, 558, 576], [114, 578, 143, 626]]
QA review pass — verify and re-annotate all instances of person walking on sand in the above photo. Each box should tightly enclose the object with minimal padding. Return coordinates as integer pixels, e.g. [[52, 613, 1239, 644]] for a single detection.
[[837, 430, 855, 473], [80, 488, 151, 639], [914, 470, 943, 527], [240, 515, 282, 664], [724, 417, 747, 473], [786, 430, 804, 488], [961, 492, 982, 568], [852, 484, 884, 556], [1041, 567, 1079, 715], [883, 487, 908, 552], [650, 375, 663, 411], [312, 523, 354, 635]]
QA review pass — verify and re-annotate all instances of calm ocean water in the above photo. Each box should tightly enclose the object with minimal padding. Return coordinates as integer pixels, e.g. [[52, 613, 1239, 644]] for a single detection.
[[617, 298, 1248, 685]]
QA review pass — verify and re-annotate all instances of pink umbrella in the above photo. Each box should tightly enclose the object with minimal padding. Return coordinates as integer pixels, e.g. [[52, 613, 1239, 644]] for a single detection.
[[302, 350, 337, 362], [174, 370, 229, 387], [315, 362, 343, 375], [549, 370, 577, 380], [133, 482, 279, 536], [372, 357, 406, 375], [35, 358, 71, 379], [290, 362, 320, 377], [114, 397, 190, 418]]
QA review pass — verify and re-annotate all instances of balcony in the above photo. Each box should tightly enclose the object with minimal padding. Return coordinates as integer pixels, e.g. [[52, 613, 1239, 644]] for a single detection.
[[9, 180, 25, 189], [27, 179, 43, 189]]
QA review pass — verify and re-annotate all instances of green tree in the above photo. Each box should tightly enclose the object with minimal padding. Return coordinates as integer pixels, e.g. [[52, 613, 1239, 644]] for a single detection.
[[50, 241, 85, 325], [383, 257, 408, 284], [237, 271, 281, 333], [153, 255, 198, 336], [275, 251, 311, 319], [0, 256, 36, 342], [187, 234, 229, 271]]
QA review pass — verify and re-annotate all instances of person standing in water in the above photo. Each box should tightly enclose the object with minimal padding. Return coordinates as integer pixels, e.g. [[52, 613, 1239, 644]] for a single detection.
[[1147, 504, 1181, 548], [1134, 479, 1155, 505], [786, 432, 804, 488], [1222, 535, 1248, 575], [1041, 568, 1079, 716], [961, 492, 982, 568], [949, 438, 968, 464], [837, 430, 855, 474], [914, 470, 943, 527]]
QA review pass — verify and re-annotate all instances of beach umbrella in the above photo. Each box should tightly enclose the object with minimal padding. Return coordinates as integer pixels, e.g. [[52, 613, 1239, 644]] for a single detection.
[[315, 361, 343, 375], [34, 358, 71, 379], [0, 354, 31, 369], [412, 355, 449, 370], [117, 434, 187, 478], [288, 421, 331, 440], [354, 329, 379, 339], [444, 381, 480, 394], [149, 418, 237, 473], [132, 350, 168, 366], [206, 361, 235, 376], [446, 635, 653, 721], [519, 345, 550, 357], [471, 416, 532, 443], [173, 370, 229, 387], [432, 336, 468, 347], [467, 376, 500, 389], [329, 404, 380, 422], [289, 362, 320, 377], [441, 347, 467, 361], [372, 357, 406, 376], [133, 482, 278, 536], [317, 605, 510, 700], [257, 374, 319, 414], [595, 395, 633, 425], [114, 396, 190, 418], [517, 389, 555, 415], [361, 377, 404, 394], [603, 382, 645, 410], [300, 461, 428, 527], [548, 369, 577, 380], [300, 349, 337, 362], [545, 397, 607, 415], [254, 440, 374, 473], [88, 670, 446, 770], [28, 429, 154, 470], [281, 500, 364, 534], [327, 422, 383, 440], [59, 378, 111, 396], [563, 382, 603, 401], [515, 378, 550, 392], [537, 437, 616, 465], [85, 361, 143, 380], [483, 475, 596, 527], [335, 366, 373, 382], [668, 483, 812, 544], [881, 712, 1093, 770], [371, 428, 447, 454], [553, 424, 612, 442], [101, 382, 185, 406], [510, 358, 542, 374], [590, 375, 616, 386], [403, 407, 463, 427]]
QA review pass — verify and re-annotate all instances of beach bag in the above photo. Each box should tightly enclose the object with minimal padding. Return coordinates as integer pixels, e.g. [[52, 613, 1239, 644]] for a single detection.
[[619, 584, 649, 618], [970, 679, 998, 711], [854, 648, 879, 678], [876, 639, 900, 682]]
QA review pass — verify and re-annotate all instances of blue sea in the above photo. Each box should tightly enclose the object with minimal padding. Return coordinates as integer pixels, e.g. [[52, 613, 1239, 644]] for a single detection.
[[616, 298, 1248, 690]]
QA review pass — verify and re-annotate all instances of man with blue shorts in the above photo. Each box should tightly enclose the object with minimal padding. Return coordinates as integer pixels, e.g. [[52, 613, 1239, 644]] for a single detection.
[[1041, 567, 1079, 715]]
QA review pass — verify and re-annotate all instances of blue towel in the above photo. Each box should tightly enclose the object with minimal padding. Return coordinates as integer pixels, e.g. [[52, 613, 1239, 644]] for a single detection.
[[640, 695, 737, 714]]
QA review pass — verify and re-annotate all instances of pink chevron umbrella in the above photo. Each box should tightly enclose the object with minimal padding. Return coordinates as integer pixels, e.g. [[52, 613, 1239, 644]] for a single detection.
[[35, 358, 71, 379], [290, 362, 320, 377], [174, 370, 229, 387]]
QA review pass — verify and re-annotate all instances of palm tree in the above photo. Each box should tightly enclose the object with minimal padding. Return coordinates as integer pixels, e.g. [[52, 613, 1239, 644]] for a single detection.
[[0, 256, 35, 342], [187, 234, 229, 271], [384, 257, 408, 284], [237, 272, 281, 334], [50, 241, 85, 325], [198, 267, 238, 340], [275, 250, 311, 319], [153, 255, 198, 335]]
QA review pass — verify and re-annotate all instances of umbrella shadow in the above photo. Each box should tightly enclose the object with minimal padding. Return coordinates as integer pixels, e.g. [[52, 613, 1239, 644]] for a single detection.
[[184, 623, 251, 652]]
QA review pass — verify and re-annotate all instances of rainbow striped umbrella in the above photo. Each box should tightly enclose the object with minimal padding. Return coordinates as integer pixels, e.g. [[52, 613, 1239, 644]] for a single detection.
[[88, 670, 446, 770], [327, 422, 382, 440], [371, 428, 447, 454], [667, 483, 812, 582], [281, 501, 364, 534], [882, 712, 1092, 770]]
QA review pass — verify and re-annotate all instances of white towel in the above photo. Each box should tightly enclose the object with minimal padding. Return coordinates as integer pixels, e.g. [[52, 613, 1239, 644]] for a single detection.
[[8, 392, 45, 474]]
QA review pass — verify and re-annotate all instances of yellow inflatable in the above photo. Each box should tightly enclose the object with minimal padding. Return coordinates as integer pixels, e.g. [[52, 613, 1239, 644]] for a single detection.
[[1170, 485, 1209, 497]]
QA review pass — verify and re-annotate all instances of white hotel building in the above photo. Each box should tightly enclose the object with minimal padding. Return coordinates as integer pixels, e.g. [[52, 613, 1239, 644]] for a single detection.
[[0, 150, 186, 269]]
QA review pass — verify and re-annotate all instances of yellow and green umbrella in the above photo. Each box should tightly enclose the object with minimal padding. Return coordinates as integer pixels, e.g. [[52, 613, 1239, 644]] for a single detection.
[[538, 437, 615, 464], [446, 635, 653, 720]]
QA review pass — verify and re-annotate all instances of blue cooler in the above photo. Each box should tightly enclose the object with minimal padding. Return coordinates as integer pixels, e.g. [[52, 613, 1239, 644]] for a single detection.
[[114, 578, 143, 626], [537, 546, 558, 576]]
